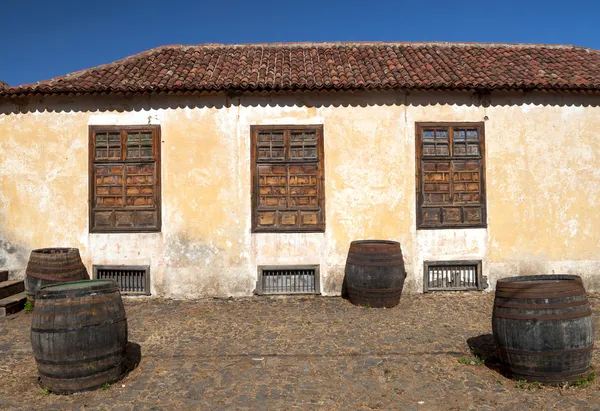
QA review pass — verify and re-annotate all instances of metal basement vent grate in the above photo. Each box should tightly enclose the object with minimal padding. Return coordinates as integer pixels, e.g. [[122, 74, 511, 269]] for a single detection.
[[424, 261, 482, 292], [257, 265, 320, 295], [94, 265, 150, 295]]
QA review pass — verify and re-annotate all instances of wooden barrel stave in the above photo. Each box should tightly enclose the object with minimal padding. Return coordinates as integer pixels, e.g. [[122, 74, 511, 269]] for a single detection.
[[37, 365, 126, 394], [492, 275, 594, 383], [31, 280, 128, 393], [25, 276, 67, 304], [26, 248, 88, 280], [345, 240, 406, 308]]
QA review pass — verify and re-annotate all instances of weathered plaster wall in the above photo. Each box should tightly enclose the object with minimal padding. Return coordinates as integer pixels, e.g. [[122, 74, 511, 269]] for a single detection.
[[1, 90, 599, 296]]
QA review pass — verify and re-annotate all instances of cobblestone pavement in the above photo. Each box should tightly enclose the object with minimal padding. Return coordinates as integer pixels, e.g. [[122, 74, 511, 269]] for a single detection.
[[1, 292, 600, 410]]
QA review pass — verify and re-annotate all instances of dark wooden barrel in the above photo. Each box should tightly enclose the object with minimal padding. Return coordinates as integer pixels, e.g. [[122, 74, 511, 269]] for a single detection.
[[31, 280, 128, 393], [25, 248, 89, 305], [344, 240, 406, 308], [492, 275, 594, 384]]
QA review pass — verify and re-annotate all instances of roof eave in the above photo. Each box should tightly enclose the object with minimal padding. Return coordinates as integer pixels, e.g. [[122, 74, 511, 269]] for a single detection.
[[2, 84, 600, 99]]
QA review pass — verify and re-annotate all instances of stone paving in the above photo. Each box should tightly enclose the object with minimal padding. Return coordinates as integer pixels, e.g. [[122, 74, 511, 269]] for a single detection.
[[1, 292, 599, 410]]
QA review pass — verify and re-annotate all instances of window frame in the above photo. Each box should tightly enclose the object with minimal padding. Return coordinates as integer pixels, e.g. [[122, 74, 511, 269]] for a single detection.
[[250, 124, 326, 233], [88, 125, 162, 233], [415, 122, 487, 230]]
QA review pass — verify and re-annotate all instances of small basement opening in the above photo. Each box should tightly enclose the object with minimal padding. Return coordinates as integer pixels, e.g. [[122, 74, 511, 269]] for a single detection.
[[424, 261, 483, 292], [94, 265, 150, 295], [256, 265, 320, 295]]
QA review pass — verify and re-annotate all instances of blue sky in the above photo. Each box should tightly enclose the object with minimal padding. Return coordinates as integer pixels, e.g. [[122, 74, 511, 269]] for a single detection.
[[1, 0, 599, 86]]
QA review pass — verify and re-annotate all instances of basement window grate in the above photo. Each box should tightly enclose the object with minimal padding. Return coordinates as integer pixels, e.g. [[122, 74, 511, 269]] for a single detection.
[[424, 261, 482, 292], [94, 265, 150, 295], [256, 265, 320, 295]]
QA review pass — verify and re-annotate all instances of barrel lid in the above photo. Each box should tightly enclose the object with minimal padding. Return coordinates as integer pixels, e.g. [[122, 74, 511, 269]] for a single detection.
[[351, 240, 400, 247], [31, 247, 80, 255], [37, 280, 118, 299], [497, 275, 582, 284], [495, 275, 585, 297]]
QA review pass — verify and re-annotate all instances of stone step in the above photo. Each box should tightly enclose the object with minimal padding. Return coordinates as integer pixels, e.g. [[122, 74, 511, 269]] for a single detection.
[[0, 270, 8, 282], [0, 291, 26, 316], [0, 280, 25, 300]]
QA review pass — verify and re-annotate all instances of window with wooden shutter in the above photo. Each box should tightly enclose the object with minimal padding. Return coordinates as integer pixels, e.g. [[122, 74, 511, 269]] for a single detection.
[[251, 125, 325, 233], [89, 125, 161, 233], [416, 123, 486, 229]]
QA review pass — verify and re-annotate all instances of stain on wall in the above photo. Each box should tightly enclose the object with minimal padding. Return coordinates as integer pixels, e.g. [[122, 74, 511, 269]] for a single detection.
[[0, 237, 28, 279], [0, 90, 599, 296]]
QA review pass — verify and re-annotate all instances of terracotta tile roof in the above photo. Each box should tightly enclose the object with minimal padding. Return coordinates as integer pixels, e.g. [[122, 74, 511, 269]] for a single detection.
[[2, 42, 600, 96], [0, 80, 8, 90]]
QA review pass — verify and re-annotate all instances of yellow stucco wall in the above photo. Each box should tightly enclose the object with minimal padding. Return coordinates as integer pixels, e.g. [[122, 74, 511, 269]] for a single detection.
[[1, 90, 599, 297]]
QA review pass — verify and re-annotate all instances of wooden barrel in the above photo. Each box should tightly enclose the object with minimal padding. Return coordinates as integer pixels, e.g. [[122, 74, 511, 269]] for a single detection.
[[344, 240, 406, 308], [492, 275, 594, 383], [31, 280, 128, 393], [25, 248, 89, 305]]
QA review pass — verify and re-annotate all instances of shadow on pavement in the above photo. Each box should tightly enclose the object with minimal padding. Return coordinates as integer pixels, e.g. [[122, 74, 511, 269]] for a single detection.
[[467, 333, 506, 376], [124, 342, 142, 374]]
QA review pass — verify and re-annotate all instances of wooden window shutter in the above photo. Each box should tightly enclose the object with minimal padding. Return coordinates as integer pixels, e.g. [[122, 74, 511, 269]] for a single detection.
[[252, 126, 325, 233], [89, 126, 161, 233], [416, 123, 486, 229]]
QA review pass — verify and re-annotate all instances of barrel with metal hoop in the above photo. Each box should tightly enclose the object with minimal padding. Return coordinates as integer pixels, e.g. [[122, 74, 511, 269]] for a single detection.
[[492, 274, 594, 383], [30, 280, 128, 393], [344, 240, 406, 308], [25, 248, 89, 305]]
